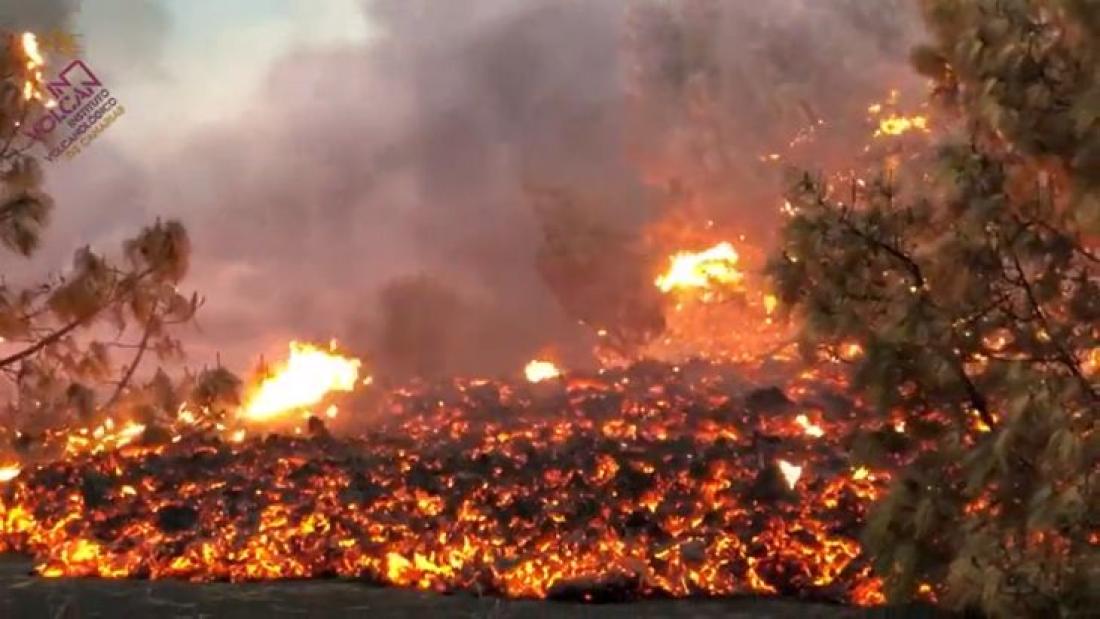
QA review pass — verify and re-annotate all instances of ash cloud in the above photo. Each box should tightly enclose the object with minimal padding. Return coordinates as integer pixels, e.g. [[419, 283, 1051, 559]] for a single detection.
[[25, 0, 926, 380]]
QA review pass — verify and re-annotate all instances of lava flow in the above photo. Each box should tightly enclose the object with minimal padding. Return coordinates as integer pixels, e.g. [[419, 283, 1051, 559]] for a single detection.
[[0, 351, 896, 604]]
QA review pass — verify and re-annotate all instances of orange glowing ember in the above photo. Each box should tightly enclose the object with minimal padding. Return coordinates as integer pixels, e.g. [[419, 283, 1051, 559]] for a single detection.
[[655, 242, 743, 294], [795, 414, 825, 438], [838, 342, 864, 362], [1080, 347, 1099, 376], [242, 341, 361, 421], [764, 294, 778, 315], [524, 360, 561, 383]]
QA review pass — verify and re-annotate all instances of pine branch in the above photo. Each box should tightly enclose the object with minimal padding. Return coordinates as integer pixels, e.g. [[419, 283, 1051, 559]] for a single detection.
[[0, 267, 156, 371], [1010, 252, 1098, 401], [838, 213, 927, 289], [103, 301, 159, 410], [0, 315, 83, 369]]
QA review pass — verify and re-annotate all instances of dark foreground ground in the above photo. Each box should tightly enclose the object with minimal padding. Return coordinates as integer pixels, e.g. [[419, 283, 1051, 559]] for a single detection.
[[0, 554, 951, 619]]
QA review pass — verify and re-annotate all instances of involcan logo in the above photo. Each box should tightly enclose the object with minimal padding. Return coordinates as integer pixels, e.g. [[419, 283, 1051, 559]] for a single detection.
[[23, 56, 126, 162]]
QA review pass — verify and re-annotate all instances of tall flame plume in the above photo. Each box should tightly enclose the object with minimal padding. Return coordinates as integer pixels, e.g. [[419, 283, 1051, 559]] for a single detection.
[[242, 341, 361, 422]]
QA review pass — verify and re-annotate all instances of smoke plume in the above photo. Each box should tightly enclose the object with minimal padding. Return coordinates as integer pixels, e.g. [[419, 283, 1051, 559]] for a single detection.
[[21, 0, 926, 380]]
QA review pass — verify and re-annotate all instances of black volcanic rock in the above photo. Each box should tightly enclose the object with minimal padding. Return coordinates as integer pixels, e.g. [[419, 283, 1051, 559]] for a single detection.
[[156, 505, 199, 533], [745, 386, 795, 414], [546, 571, 643, 603]]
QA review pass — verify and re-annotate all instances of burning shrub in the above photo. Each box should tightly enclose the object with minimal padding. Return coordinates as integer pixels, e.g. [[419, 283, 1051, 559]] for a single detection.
[[769, 1, 1099, 616]]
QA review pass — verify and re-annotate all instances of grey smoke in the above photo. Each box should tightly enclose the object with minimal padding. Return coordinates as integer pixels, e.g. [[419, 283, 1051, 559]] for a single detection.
[[0, 0, 77, 32], [18, 0, 925, 380]]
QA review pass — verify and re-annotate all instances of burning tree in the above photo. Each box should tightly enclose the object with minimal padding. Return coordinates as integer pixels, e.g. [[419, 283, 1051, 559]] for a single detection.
[[0, 33, 215, 450], [768, 1, 1098, 615]]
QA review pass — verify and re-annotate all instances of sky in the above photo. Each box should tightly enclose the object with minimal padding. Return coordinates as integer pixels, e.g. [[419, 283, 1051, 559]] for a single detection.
[[75, 0, 372, 149]]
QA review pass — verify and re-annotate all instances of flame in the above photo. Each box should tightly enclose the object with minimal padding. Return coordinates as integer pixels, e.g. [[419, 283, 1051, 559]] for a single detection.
[[655, 242, 743, 294], [19, 32, 48, 103], [0, 464, 21, 483], [21, 32, 44, 68], [777, 459, 803, 489], [524, 360, 561, 383], [874, 114, 929, 137], [242, 341, 361, 422]]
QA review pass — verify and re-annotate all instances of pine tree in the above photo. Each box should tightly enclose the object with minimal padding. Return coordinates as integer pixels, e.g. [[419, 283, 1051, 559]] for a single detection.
[[768, 1, 1098, 616], [0, 32, 223, 452]]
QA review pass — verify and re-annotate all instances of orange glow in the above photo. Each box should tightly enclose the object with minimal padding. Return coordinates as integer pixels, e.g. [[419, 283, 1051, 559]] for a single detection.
[[242, 341, 361, 422]]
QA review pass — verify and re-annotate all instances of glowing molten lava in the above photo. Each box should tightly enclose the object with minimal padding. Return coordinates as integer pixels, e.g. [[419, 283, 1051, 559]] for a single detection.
[[524, 360, 561, 383], [655, 242, 743, 294], [0, 361, 891, 604], [242, 341, 361, 421]]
